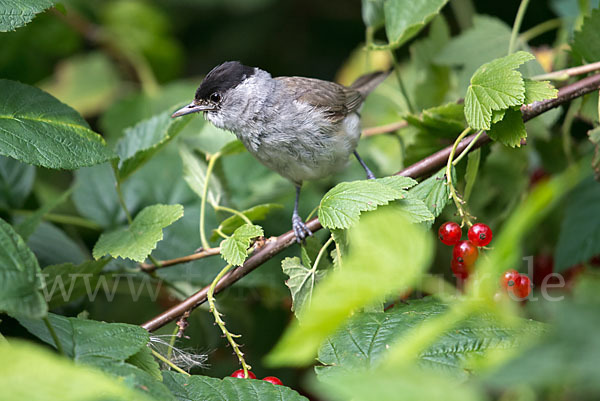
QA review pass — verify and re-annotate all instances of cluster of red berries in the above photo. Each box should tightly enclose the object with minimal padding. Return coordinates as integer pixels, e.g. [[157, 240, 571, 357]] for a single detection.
[[500, 269, 531, 299], [438, 222, 492, 281], [230, 369, 283, 385]]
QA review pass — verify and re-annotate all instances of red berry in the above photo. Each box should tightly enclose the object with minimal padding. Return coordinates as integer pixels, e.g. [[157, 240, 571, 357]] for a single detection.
[[262, 376, 283, 385], [450, 259, 471, 280], [501, 269, 520, 289], [230, 369, 256, 379], [438, 222, 462, 246], [452, 240, 479, 266], [467, 223, 492, 247], [510, 275, 532, 299], [533, 253, 554, 287]]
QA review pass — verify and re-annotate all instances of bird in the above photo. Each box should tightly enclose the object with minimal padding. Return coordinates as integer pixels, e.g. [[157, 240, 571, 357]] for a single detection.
[[172, 61, 391, 243]]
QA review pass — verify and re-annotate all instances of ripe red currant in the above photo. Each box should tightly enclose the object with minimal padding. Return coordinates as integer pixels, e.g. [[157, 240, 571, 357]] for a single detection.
[[438, 222, 462, 246], [501, 269, 519, 289], [511, 275, 532, 299], [450, 259, 470, 280], [467, 223, 492, 247], [262, 376, 283, 385], [230, 369, 256, 379], [452, 240, 479, 266]]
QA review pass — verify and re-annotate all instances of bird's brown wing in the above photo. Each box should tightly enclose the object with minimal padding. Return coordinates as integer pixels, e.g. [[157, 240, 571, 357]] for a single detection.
[[274, 76, 364, 122]]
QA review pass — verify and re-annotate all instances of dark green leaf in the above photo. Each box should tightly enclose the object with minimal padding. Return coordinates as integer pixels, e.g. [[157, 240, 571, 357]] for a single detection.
[[487, 107, 527, 148], [0, 0, 55, 31], [27, 221, 88, 267], [0, 79, 115, 169], [383, 0, 450, 49], [409, 168, 452, 218], [15, 187, 72, 240], [590, 126, 600, 180], [572, 8, 600, 63], [0, 155, 35, 209], [126, 347, 162, 382], [220, 224, 263, 266], [0, 217, 46, 318], [464, 148, 480, 202]]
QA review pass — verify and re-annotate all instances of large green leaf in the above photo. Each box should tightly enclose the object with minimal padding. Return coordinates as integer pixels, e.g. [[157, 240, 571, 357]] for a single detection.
[[572, 8, 600, 63], [162, 371, 309, 401], [0, 217, 46, 318], [464, 51, 534, 130], [0, 155, 35, 209], [219, 224, 263, 266], [408, 168, 452, 218], [486, 107, 527, 148], [93, 204, 184, 262], [116, 110, 192, 180], [0, 0, 55, 31], [554, 176, 600, 271], [383, 0, 450, 49], [318, 176, 416, 229], [0, 79, 115, 169], [0, 340, 154, 401], [267, 208, 432, 366]]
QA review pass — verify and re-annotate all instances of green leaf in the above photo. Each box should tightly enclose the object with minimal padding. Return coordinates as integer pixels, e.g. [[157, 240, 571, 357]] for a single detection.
[[126, 347, 162, 382], [464, 148, 481, 202], [572, 8, 600, 63], [383, 0, 450, 49], [93, 204, 184, 262], [0, 217, 46, 318], [219, 138, 246, 156], [523, 79, 558, 105], [0, 0, 55, 31], [0, 340, 155, 401], [316, 298, 544, 378], [362, 0, 385, 28], [391, 195, 435, 224], [0, 79, 115, 169], [96, 361, 175, 401], [404, 103, 465, 137], [40, 259, 109, 308], [266, 208, 432, 366], [220, 224, 263, 266], [116, 110, 192, 180], [0, 155, 35, 209], [179, 146, 223, 207], [318, 176, 416, 229], [211, 203, 283, 241], [282, 256, 325, 319], [15, 187, 72, 240], [590, 126, 600, 180], [162, 371, 309, 401], [409, 168, 452, 218], [464, 51, 534, 130], [27, 221, 88, 267], [554, 176, 600, 271], [487, 107, 527, 148]]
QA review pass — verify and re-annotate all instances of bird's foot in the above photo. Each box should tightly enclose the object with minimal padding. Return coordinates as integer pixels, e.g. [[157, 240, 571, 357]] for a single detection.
[[292, 214, 312, 243], [366, 171, 376, 180]]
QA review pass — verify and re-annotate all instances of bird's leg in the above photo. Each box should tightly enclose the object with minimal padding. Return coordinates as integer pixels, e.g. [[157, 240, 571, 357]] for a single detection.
[[354, 150, 376, 180], [292, 184, 312, 243]]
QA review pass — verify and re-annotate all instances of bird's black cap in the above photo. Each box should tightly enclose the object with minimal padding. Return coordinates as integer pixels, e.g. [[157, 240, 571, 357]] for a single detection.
[[195, 61, 255, 101]]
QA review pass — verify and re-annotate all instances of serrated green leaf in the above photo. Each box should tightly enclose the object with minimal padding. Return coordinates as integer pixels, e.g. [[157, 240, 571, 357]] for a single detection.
[[487, 107, 527, 147], [0, 340, 155, 401], [96, 361, 176, 400], [0, 80, 115, 169], [491, 109, 506, 124], [179, 146, 222, 207], [93, 204, 184, 262], [572, 8, 600, 63], [0, 155, 35, 209], [282, 257, 326, 319], [220, 224, 263, 266], [163, 371, 309, 401], [0, 0, 55, 31], [116, 110, 191, 180], [523, 79, 558, 104], [0, 217, 46, 318], [211, 203, 282, 241], [391, 195, 435, 224], [554, 176, 600, 271], [590, 126, 600, 180], [404, 103, 465, 137], [15, 187, 72, 240], [267, 208, 432, 366], [318, 177, 414, 229], [464, 51, 534, 130], [40, 259, 109, 308], [126, 347, 162, 382], [383, 0, 450, 49], [409, 168, 452, 218]]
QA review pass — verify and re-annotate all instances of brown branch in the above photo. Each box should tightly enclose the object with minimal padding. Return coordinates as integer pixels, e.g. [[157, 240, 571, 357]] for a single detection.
[[140, 247, 220, 272], [140, 73, 600, 332], [363, 120, 408, 136]]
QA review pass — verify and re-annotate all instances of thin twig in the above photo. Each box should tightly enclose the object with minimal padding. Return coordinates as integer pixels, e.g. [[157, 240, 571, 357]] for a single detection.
[[532, 61, 600, 81], [140, 73, 600, 333], [139, 247, 221, 272], [362, 120, 409, 136]]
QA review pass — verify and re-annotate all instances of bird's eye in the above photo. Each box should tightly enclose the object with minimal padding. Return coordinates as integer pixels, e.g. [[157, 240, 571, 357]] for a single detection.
[[210, 92, 221, 103]]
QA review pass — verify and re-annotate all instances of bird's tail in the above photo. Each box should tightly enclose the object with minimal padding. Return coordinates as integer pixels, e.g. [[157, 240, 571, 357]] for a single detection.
[[350, 68, 393, 98]]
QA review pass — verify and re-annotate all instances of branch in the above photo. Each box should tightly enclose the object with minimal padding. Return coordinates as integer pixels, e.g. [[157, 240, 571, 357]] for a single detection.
[[140, 247, 221, 272], [140, 73, 600, 332]]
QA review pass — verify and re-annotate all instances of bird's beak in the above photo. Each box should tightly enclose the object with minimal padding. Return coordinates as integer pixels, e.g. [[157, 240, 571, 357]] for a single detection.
[[171, 102, 215, 118]]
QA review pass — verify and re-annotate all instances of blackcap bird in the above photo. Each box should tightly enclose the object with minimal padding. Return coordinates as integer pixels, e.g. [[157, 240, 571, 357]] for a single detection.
[[172, 61, 390, 243]]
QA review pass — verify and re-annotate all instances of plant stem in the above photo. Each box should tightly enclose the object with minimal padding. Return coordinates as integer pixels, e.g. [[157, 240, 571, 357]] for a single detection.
[[207, 264, 252, 377], [561, 98, 581, 164], [508, 0, 531, 55], [532, 61, 600, 81], [43, 317, 65, 356], [313, 236, 334, 272], [151, 348, 190, 376], [112, 165, 132, 225], [214, 228, 229, 239], [452, 130, 484, 166], [390, 52, 415, 113], [199, 152, 221, 251], [12, 210, 101, 230], [519, 18, 562, 43], [167, 325, 179, 361], [214, 205, 253, 226], [446, 128, 473, 227]]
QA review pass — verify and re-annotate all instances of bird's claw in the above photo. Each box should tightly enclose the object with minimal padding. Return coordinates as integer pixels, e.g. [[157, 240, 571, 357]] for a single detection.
[[292, 214, 312, 243]]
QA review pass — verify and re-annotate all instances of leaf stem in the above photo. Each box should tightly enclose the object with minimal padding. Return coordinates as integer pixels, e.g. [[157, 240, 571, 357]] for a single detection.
[[452, 130, 484, 166], [207, 263, 252, 377], [151, 348, 190, 376], [199, 152, 221, 250], [214, 205, 253, 226], [519, 18, 562, 43], [43, 316, 65, 356], [390, 52, 415, 113], [508, 0, 531, 55], [532, 60, 600, 81], [167, 325, 179, 361], [313, 236, 334, 272], [446, 128, 473, 227], [112, 165, 132, 225]]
